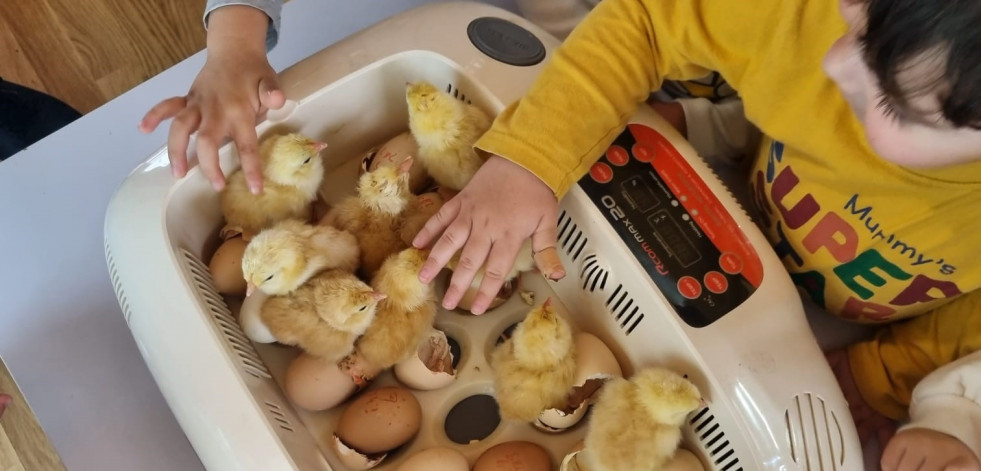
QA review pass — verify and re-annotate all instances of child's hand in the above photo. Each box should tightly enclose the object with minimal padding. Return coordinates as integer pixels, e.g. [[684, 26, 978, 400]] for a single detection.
[[412, 155, 565, 314], [138, 5, 283, 194], [882, 428, 981, 471]]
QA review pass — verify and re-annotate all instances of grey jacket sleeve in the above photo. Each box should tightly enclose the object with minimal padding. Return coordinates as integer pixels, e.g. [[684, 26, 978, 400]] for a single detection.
[[203, 0, 283, 51]]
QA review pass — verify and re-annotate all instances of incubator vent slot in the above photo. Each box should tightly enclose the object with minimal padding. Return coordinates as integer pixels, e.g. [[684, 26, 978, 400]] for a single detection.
[[445, 83, 472, 104], [557, 211, 589, 262], [603, 284, 645, 335], [181, 249, 272, 380], [579, 254, 609, 292], [785, 393, 845, 470], [105, 242, 133, 325], [264, 401, 295, 433], [689, 407, 743, 471]]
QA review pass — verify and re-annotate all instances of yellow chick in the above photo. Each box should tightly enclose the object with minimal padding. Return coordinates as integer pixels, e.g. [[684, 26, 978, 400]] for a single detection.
[[242, 219, 360, 296], [582, 368, 703, 471], [355, 248, 438, 369], [322, 157, 414, 278], [261, 269, 385, 362], [220, 133, 327, 238], [406, 81, 491, 191], [491, 298, 577, 421]]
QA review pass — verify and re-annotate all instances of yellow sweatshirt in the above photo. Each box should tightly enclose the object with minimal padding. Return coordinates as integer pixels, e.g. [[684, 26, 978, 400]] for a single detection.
[[476, 0, 981, 417]]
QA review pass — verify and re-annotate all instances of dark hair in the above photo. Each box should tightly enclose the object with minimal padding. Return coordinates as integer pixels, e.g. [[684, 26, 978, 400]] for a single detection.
[[861, 0, 981, 129]]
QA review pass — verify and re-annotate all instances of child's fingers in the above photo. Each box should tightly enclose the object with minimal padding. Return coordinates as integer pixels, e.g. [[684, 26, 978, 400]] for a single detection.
[[258, 75, 285, 110], [419, 215, 470, 285], [441, 231, 492, 311], [167, 107, 201, 178], [470, 238, 522, 315], [231, 120, 263, 194], [413, 199, 462, 272], [195, 119, 227, 191], [531, 220, 564, 280], [140, 96, 186, 133]]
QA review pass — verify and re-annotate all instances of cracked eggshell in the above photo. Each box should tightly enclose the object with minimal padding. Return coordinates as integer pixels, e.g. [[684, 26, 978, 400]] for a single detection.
[[535, 332, 622, 432], [239, 290, 276, 343], [284, 353, 358, 411], [396, 447, 469, 471], [360, 132, 428, 193], [333, 435, 386, 470], [394, 329, 456, 390], [559, 440, 586, 471]]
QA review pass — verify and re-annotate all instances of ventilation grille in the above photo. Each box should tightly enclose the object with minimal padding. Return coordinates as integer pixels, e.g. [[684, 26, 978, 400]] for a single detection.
[[445, 83, 472, 104], [604, 284, 645, 335], [265, 401, 295, 433], [579, 254, 609, 292], [181, 249, 272, 380], [105, 241, 133, 325], [690, 407, 743, 471], [557, 210, 588, 262], [785, 393, 845, 470]]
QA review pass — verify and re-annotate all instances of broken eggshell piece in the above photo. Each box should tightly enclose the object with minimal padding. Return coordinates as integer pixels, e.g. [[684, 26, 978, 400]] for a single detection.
[[239, 290, 276, 343], [394, 328, 457, 390], [333, 435, 387, 470], [559, 440, 586, 471], [535, 332, 623, 432]]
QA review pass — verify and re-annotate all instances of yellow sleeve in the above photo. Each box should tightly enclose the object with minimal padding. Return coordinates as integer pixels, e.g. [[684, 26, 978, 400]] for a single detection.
[[475, 0, 770, 197], [848, 290, 981, 420]]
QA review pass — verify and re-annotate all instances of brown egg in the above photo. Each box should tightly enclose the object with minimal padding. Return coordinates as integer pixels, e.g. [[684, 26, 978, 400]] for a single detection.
[[361, 132, 429, 193], [335, 387, 422, 454], [473, 441, 552, 471], [208, 236, 248, 295], [396, 447, 469, 471], [284, 353, 358, 411]]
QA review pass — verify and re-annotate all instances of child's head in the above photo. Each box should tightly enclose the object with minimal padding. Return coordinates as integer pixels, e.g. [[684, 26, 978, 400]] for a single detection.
[[823, 0, 981, 168]]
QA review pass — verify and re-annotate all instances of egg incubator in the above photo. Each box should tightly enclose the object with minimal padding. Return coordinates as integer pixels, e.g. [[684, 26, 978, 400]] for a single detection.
[[104, 2, 862, 470]]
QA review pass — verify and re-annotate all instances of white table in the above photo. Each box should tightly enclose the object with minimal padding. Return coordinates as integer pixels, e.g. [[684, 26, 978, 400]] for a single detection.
[[0, 1, 516, 469]]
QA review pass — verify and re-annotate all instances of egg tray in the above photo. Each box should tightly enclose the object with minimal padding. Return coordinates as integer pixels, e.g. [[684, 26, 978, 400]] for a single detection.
[[235, 267, 622, 469], [105, 3, 862, 470]]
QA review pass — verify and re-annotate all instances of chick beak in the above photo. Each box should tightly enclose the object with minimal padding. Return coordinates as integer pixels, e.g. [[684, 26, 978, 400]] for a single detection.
[[246, 282, 257, 297], [314, 141, 328, 152], [371, 291, 388, 302], [698, 398, 708, 408]]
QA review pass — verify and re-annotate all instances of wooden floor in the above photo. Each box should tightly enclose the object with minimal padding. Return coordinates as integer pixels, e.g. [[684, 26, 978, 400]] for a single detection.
[[0, 0, 207, 114]]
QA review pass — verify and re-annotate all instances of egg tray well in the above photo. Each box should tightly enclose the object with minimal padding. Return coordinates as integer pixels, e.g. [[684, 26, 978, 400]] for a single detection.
[[239, 269, 615, 469], [105, 3, 862, 470]]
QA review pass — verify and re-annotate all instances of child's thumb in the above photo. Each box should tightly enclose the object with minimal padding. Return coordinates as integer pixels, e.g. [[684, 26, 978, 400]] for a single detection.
[[258, 74, 285, 110]]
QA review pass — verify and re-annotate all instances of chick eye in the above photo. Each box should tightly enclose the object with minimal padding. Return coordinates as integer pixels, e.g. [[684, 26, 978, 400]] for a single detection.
[[264, 274, 275, 282], [358, 305, 367, 312], [302, 157, 312, 164]]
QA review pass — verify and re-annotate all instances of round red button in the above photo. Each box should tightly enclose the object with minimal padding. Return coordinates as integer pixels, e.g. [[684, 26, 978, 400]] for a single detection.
[[719, 252, 743, 274], [589, 162, 613, 183], [704, 271, 728, 294], [606, 145, 629, 166], [632, 142, 655, 162], [677, 276, 702, 299]]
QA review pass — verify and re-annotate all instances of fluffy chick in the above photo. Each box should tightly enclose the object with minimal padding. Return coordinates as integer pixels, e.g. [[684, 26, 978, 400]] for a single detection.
[[322, 157, 413, 278], [242, 219, 359, 296], [491, 298, 577, 421], [355, 248, 438, 369], [220, 133, 327, 238], [406, 81, 490, 191], [582, 368, 703, 471], [261, 269, 385, 361]]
